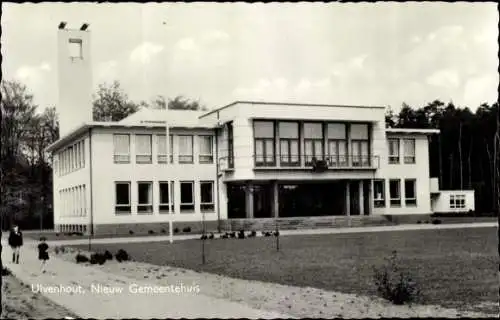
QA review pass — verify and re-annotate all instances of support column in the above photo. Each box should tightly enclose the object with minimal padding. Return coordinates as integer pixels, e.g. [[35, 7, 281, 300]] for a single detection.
[[359, 180, 364, 216], [345, 181, 351, 216], [367, 180, 373, 215], [245, 182, 254, 219], [273, 181, 279, 218]]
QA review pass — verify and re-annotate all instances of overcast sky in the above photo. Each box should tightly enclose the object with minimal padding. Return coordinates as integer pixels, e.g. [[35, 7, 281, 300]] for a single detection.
[[2, 2, 498, 113]]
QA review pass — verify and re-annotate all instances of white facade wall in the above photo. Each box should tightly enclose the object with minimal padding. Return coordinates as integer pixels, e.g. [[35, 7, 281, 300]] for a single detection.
[[431, 190, 475, 213], [90, 127, 219, 225]]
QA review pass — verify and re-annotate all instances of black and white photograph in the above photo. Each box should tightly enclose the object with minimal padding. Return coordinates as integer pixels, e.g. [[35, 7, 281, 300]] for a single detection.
[[0, 2, 498, 319]]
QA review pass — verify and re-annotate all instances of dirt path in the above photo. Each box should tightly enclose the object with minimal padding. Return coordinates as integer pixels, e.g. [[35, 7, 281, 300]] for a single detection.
[[1, 273, 77, 320], [56, 247, 498, 318]]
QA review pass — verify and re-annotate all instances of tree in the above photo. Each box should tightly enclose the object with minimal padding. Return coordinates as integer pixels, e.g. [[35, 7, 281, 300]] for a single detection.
[[92, 81, 142, 122], [149, 95, 208, 111]]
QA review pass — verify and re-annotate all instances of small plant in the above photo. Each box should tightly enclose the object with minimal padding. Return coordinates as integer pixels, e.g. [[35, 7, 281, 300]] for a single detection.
[[273, 230, 280, 237], [229, 231, 236, 238], [424, 220, 429, 224], [200, 234, 208, 240], [115, 249, 130, 262], [75, 253, 89, 263], [263, 231, 272, 237], [55, 233, 60, 237], [431, 219, 442, 225], [104, 250, 113, 260], [373, 251, 420, 305], [182, 226, 191, 233], [208, 232, 214, 239], [129, 230, 134, 235], [416, 220, 421, 224], [221, 233, 229, 239], [248, 231, 257, 237], [90, 253, 107, 265], [237, 230, 245, 239], [174, 227, 180, 234], [161, 228, 166, 234], [148, 230, 155, 235]]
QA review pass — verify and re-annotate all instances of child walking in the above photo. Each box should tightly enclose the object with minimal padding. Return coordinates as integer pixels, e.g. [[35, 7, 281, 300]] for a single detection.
[[37, 237, 49, 273]]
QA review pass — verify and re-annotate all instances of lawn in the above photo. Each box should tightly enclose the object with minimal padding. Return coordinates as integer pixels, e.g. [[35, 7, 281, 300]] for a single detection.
[[71, 227, 498, 311]]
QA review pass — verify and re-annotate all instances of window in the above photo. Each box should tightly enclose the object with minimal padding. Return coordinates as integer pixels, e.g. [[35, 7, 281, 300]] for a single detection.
[[404, 179, 417, 206], [279, 122, 299, 166], [180, 181, 194, 212], [136, 135, 152, 164], [199, 136, 214, 163], [304, 122, 323, 165], [68, 146, 73, 171], [227, 122, 234, 168], [157, 135, 173, 163], [327, 123, 347, 166], [254, 121, 275, 166], [137, 182, 153, 214], [75, 144, 80, 169], [450, 194, 466, 209], [178, 135, 194, 163], [388, 139, 400, 164], [68, 38, 82, 59], [389, 179, 401, 207], [113, 134, 130, 163], [351, 140, 369, 167], [115, 182, 131, 214], [159, 181, 174, 213], [373, 180, 385, 208], [200, 181, 214, 212], [403, 139, 416, 164]]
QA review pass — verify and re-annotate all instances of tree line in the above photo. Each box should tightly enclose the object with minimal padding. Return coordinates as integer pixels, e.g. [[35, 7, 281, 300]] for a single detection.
[[386, 100, 499, 215], [1, 80, 204, 230]]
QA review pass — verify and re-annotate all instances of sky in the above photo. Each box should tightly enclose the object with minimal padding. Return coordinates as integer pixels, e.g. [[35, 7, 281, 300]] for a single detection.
[[2, 2, 498, 113]]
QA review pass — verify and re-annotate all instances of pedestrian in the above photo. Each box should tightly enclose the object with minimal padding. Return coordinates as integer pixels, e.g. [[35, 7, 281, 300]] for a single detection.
[[8, 225, 23, 264], [37, 237, 49, 273]]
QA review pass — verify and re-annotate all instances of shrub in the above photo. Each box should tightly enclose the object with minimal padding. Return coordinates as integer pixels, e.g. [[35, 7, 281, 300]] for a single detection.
[[200, 234, 208, 240], [90, 253, 107, 265], [229, 231, 236, 238], [148, 230, 155, 235], [115, 249, 130, 262], [208, 232, 214, 239], [248, 231, 257, 237], [2, 267, 11, 276], [55, 233, 60, 237], [54, 246, 60, 255], [104, 250, 113, 260], [174, 227, 180, 234], [424, 220, 429, 224], [129, 230, 134, 235], [431, 219, 442, 225], [75, 253, 89, 263], [161, 228, 166, 234], [373, 251, 420, 305], [237, 230, 245, 239], [182, 226, 191, 233]]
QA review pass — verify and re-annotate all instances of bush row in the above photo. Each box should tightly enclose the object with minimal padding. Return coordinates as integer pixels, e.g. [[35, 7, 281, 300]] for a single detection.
[[75, 249, 130, 265], [200, 230, 279, 240]]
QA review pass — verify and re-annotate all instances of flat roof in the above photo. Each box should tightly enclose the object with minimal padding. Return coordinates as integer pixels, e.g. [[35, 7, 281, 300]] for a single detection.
[[386, 128, 440, 135], [199, 100, 387, 119]]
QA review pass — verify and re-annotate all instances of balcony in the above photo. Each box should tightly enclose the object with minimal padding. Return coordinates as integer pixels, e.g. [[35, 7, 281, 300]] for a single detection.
[[253, 155, 379, 170]]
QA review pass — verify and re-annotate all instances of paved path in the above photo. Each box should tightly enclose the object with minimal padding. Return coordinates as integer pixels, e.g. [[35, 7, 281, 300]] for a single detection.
[[1, 239, 290, 319], [41, 222, 497, 246]]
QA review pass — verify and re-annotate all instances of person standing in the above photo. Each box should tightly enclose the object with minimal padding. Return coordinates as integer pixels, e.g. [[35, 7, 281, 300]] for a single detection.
[[8, 225, 23, 264], [37, 237, 49, 273]]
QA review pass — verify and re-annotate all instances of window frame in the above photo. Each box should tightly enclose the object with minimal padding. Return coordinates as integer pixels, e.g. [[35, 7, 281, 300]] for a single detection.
[[159, 181, 174, 213], [279, 121, 300, 167], [200, 181, 215, 212], [114, 182, 131, 214], [450, 194, 466, 209], [135, 134, 153, 164], [254, 120, 276, 167], [178, 135, 194, 164], [388, 138, 400, 164], [113, 134, 131, 164], [303, 122, 324, 165], [404, 179, 417, 206], [199, 135, 214, 164], [403, 138, 416, 164], [137, 181, 153, 214], [373, 179, 386, 208], [157, 134, 174, 164], [389, 179, 401, 207], [180, 181, 195, 212]]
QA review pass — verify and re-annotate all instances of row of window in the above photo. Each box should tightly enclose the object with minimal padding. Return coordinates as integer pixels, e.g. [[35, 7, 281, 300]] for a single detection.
[[56, 139, 85, 176], [113, 134, 213, 164], [59, 185, 87, 217], [387, 138, 416, 164], [114, 180, 215, 214], [251, 121, 371, 167], [449, 194, 466, 209], [373, 179, 417, 208]]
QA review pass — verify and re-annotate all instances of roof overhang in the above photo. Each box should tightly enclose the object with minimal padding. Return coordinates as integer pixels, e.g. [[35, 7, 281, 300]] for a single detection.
[[385, 128, 440, 135]]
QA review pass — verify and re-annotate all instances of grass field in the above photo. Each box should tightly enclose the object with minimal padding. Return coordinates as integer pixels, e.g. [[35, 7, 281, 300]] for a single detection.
[[71, 227, 498, 312]]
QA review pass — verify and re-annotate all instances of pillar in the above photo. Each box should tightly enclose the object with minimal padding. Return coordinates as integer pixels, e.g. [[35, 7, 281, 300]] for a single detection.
[[273, 181, 279, 218], [245, 182, 254, 218], [367, 180, 373, 215], [359, 180, 364, 216], [345, 181, 351, 216]]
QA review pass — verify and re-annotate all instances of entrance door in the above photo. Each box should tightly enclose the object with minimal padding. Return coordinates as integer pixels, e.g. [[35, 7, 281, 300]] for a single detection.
[[349, 182, 360, 216]]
